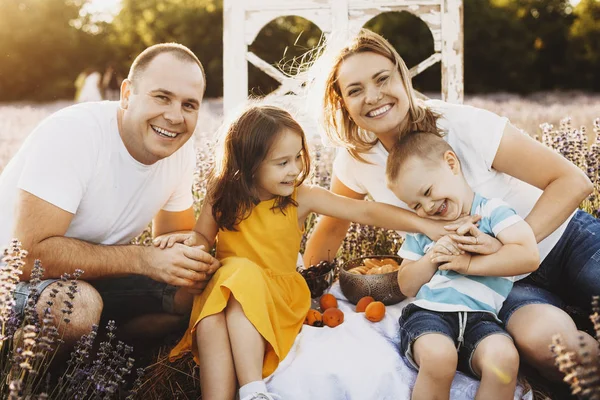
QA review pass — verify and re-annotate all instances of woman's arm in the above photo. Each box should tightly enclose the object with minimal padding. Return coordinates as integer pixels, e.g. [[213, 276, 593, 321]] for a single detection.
[[302, 175, 364, 266], [434, 221, 540, 276], [492, 123, 593, 243]]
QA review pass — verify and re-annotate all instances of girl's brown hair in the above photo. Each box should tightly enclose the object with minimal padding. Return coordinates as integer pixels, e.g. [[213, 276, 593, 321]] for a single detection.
[[323, 29, 443, 162], [209, 105, 311, 231]]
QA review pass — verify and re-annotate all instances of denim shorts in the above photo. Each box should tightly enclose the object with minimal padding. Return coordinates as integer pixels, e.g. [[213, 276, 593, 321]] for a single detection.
[[13, 275, 180, 320], [499, 210, 600, 323], [399, 304, 511, 377]]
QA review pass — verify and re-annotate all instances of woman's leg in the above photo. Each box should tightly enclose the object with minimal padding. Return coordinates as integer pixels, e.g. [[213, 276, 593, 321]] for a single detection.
[[471, 334, 519, 400], [196, 312, 237, 400], [505, 302, 597, 381], [411, 334, 458, 400], [225, 295, 266, 386]]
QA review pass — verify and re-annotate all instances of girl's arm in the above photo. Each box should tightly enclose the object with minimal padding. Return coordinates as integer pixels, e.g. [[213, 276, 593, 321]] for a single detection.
[[492, 123, 593, 243], [397, 257, 437, 297], [298, 184, 449, 237], [154, 199, 219, 251], [434, 220, 539, 276], [302, 175, 364, 267]]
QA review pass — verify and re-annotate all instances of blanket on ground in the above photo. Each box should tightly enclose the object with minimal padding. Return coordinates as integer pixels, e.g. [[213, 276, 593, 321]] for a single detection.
[[266, 282, 533, 400]]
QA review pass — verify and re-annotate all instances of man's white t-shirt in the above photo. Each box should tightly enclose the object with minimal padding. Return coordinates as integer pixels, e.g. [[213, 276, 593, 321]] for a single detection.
[[0, 101, 196, 247], [332, 99, 572, 263]]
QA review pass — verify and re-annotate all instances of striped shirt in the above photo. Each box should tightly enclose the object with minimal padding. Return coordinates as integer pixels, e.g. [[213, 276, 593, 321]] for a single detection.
[[398, 193, 523, 317]]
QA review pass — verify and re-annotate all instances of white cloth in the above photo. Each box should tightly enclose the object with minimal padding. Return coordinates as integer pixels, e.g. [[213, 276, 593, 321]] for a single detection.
[[266, 282, 532, 400], [0, 101, 195, 247], [77, 72, 103, 102], [332, 100, 573, 264]]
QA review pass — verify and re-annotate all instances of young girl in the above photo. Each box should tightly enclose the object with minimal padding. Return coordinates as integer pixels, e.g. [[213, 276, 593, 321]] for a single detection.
[[155, 105, 439, 400]]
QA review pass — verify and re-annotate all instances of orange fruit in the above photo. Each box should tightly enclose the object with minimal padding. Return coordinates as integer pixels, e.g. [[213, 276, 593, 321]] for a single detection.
[[365, 301, 386, 322], [355, 296, 375, 313], [319, 293, 338, 311], [323, 308, 344, 328], [304, 309, 323, 327]]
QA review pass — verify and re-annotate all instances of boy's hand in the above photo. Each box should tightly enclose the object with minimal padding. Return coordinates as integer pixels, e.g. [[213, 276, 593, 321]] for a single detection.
[[435, 253, 472, 274], [429, 235, 462, 259], [153, 231, 203, 249], [446, 223, 502, 255]]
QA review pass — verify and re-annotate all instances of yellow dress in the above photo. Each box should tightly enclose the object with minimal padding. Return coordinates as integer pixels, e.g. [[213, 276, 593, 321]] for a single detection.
[[169, 195, 311, 377]]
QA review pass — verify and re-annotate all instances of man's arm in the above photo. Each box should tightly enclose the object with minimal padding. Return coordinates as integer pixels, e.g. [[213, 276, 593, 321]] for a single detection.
[[13, 190, 213, 286]]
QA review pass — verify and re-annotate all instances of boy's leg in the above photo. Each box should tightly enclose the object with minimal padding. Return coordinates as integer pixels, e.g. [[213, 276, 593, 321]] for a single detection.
[[196, 312, 237, 400], [470, 333, 519, 400], [399, 305, 458, 400], [412, 334, 458, 400]]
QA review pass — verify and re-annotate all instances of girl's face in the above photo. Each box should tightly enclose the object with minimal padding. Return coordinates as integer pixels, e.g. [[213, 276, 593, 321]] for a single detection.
[[255, 128, 304, 201], [336, 52, 410, 139]]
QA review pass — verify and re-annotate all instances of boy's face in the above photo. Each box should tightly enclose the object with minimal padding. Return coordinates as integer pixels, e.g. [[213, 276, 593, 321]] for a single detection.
[[389, 151, 472, 221]]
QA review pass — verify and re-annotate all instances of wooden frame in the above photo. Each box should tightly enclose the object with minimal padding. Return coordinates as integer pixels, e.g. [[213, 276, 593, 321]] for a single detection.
[[223, 0, 463, 112]]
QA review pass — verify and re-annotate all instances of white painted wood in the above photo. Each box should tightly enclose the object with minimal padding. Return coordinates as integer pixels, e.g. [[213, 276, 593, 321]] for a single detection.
[[223, 0, 464, 114]]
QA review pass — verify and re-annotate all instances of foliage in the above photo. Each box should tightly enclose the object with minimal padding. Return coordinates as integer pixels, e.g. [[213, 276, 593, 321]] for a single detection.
[[1, 0, 600, 101]]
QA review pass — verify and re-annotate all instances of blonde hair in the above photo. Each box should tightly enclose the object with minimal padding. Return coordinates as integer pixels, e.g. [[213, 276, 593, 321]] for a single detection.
[[322, 29, 442, 162]]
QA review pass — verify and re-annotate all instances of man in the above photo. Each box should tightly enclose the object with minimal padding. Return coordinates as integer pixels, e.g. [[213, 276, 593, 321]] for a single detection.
[[0, 43, 218, 346]]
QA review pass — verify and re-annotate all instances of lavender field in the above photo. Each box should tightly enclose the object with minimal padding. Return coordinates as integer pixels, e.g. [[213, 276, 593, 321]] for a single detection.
[[1, 92, 600, 173]]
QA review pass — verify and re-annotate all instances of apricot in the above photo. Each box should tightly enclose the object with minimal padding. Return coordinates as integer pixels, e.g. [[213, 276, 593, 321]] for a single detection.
[[319, 293, 338, 311], [323, 308, 344, 328], [365, 301, 386, 322], [304, 309, 323, 327], [355, 296, 375, 313]]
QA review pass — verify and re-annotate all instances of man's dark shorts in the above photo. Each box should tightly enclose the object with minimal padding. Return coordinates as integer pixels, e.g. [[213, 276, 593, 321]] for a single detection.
[[14, 275, 181, 320]]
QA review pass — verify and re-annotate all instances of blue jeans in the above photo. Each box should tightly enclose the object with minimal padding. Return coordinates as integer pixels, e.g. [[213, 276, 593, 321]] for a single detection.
[[399, 304, 511, 377], [499, 210, 600, 323]]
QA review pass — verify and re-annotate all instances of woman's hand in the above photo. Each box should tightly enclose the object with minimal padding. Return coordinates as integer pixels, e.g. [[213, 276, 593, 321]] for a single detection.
[[446, 222, 502, 255], [422, 214, 482, 241]]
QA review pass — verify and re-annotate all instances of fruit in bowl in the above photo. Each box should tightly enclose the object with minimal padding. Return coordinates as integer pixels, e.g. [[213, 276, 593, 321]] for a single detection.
[[339, 255, 406, 306], [297, 259, 336, 299]]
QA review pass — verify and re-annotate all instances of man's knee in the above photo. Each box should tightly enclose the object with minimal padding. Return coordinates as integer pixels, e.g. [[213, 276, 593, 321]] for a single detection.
[[38, 280, 103, 334]]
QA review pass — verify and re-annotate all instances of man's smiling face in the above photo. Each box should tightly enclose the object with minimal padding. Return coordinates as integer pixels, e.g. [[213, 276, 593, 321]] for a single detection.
[[120, 52, 205, 165]]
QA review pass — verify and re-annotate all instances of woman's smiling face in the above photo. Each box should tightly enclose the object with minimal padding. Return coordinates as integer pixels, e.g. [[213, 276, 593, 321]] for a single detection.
[[336, 52, 410, 139]]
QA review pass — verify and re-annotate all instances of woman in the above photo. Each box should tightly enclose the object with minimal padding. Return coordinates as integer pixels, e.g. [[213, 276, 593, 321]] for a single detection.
[[303, 29, 598, 381]]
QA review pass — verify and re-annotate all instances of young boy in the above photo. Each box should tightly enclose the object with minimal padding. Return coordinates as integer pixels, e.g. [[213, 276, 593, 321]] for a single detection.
[[385, 132, 540, 400]]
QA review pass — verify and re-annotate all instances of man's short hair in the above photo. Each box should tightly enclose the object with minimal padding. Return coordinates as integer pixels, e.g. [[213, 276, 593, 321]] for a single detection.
[[128, 43, 206, 93], [386, 132, 453, 183]]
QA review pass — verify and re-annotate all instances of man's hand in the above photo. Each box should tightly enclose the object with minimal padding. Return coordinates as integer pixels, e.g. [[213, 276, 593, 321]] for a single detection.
[[434, 253, 472, 274], [141, 243, 220, 288]]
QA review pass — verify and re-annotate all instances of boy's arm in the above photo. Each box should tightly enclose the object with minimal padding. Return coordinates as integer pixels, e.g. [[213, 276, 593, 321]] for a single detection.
[[396, 234, 439, 297], [397, 257, 438, 298], [435, 221, 539, 276]]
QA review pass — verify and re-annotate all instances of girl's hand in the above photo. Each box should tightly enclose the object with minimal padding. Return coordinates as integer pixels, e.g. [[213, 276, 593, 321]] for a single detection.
[[435, 253, 472, 274], [429, 235, 462, 259], [153, 231, 203, 249], [423, 214, 482, 241], [446, 223, 502, 255]]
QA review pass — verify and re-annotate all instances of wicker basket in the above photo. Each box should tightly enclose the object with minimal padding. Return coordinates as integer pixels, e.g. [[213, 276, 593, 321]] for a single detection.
[[339, 255, 406, 305]]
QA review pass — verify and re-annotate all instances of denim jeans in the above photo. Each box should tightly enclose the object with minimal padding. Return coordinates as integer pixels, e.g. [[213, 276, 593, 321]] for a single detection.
[[399, 304, 511, 377], [499, 210, 600, 323]]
